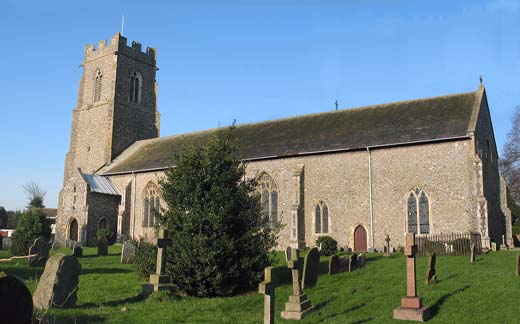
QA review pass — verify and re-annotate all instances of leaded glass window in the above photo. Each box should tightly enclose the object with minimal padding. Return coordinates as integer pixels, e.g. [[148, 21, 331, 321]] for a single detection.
[[143, 197, 149, 227], [407, 188, 430, 234], [315, 201, 329, 234], [129, 71, 142, 104], [257, 173, 278, 224], [143, 182, 161, 228]]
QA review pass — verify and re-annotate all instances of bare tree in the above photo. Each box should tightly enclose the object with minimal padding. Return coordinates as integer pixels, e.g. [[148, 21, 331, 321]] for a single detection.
[[500, 105, 520, 223], [22, 181, 46, 209]]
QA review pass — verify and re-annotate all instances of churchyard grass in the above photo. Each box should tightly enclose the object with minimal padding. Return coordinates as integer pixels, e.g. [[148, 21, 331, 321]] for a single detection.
[[0, 246, 519, 323]]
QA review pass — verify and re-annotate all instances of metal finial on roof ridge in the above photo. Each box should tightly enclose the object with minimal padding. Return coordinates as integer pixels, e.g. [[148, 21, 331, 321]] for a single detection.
[[479, 75, 483, 86], [335, 100, 338, 111]]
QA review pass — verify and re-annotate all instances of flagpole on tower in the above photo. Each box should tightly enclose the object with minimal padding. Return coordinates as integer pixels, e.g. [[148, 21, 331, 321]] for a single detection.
[[121, 16, 125, 36]]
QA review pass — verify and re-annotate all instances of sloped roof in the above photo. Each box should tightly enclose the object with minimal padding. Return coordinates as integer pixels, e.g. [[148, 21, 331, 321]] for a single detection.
[[100, 88, 482, 175], [82, 174, 120, 195]]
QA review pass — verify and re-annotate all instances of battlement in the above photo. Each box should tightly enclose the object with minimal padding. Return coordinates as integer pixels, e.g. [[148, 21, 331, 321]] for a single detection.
[[84, 32, 156, 65]]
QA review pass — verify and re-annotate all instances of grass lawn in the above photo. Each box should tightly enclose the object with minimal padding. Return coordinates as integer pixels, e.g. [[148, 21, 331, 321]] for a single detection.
[[1, 245, 519, 323]]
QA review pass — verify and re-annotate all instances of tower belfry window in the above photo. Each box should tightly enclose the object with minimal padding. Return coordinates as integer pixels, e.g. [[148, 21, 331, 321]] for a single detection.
[[94, 70, 102, 102], [129, 71, 141, 104]]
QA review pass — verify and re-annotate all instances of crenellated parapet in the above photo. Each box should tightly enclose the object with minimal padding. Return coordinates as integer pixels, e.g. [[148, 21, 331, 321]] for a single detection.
[[84, 32, 156, 65]]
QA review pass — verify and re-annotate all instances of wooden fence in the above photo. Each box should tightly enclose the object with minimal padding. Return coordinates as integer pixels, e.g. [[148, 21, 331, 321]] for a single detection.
[[415, 232, 482, 256]]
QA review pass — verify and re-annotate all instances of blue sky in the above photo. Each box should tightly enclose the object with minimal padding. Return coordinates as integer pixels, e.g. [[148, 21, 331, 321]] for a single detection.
[[1, 0, 519, 210]]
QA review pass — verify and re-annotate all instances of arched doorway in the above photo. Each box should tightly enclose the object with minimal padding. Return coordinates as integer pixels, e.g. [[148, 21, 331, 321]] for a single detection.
[[69, 219, 78, 241], [353, 225, 367, 252], [98, 218, 107, 230]]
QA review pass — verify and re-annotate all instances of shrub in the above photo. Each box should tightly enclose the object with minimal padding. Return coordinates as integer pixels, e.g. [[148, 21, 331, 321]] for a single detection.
[[133, 238, 157, 278], [158, 127, 278, 297], [10, 208, 51, 256], [316, 236, 338, 256]]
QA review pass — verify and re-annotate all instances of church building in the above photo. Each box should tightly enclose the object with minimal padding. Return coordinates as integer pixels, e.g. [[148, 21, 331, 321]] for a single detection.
[[55, 33, 513, 251]]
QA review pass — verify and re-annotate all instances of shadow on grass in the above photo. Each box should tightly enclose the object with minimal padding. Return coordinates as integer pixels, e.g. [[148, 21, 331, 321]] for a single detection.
[[2, 266, 44, 281], [429, 285, 470, 317], [436, 273, 458, 283], [350, 318, 374, 324], [313, 303, 366, 323], [79, 252, 120, 258], [47, 314, 106, 323], [81, 268, 133, 275], [78, 294, 146, 309]]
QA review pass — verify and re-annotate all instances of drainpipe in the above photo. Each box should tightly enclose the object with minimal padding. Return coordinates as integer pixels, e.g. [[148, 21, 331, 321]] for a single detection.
[[367, 147, 375, 250], [132, 171, 136, 238]]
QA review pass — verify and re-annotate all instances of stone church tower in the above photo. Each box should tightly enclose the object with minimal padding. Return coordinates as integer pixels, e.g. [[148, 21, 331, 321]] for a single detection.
[[56, 33, 160, 245]]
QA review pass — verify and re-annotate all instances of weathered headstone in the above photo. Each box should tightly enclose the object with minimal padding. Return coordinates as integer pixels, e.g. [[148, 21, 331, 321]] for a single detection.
[[500, 235, 508, 251], [28, 237, 49, 267], [33, 254, 81, 311], [470, 243, 476, 263], [121, 240, 136, 263], [358, 253, 367, 269], [491, 242, 497, 251], [516, 255, 520, 277], [51, 241, 60, 250], [328, 255, 340, 275], [348, 253, 358, 272], [0, 272, 33, 323], [97, 236, 108, 256], [144, 228, 173, 293], [302, 247, 320, 289], [339, 256, 350, 273], [73, 243, 83, 257], [258, 266, 275, 324], [393, 233, 431, 322], [425, 253, 436, 285], [384, 235, 392, 257], [281, 248, 314, 320]]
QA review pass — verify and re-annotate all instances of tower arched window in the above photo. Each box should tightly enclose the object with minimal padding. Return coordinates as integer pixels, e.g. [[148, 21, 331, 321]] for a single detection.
[[94, 69, 102, 102], [315, 201, 329, 234], [257, 172, 278, 223], [129, 71, 142, 104], [143, 182, 160, 228], [407, 188, 430, 234]]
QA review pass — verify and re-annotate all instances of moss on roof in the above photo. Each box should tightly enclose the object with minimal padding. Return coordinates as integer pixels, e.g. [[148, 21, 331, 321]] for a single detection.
[[100, 90, 480, 175]]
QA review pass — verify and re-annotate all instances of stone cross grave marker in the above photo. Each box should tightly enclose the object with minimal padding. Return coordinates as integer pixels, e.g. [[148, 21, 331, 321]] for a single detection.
[[33, 254, 81, 311], [73, 242, 83, 257], [258, 266, 275, 324], [97, 236, 108, 256], [302, 247, 320, 289], [393, 233, 431, 322], [348, 253, 358, 272], [384, 235, 392, 256], [28, 237, 49, 267], [470, 243, 476, 263], [500, 235, 508, 251], [516, 255, 520, 277], [281, 247, 315, 320], [329, 255, 340, 275], [0, 272, 33, 323], [425, 253, 436, 285], [146, 228, 173, 293], [121, 240, 136, 264]]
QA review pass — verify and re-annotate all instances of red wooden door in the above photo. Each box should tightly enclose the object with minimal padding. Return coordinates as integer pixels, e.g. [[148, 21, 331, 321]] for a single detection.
[[354, 225, 367, 252]]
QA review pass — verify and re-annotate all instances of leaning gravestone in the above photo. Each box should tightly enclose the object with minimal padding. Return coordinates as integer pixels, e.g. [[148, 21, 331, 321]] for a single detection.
[[348, 253, 358, 272], [33, 254, 81, 311], [73, 243, 83, 257], [470, 243, 476, 263], [28, 237, 49, 267], [328, 255, 340, 275], [425, 253, 437, 285], [121, 241, 136, 263], [98, 236, 108, 256], [0, 272, 33, 324], [302, 247, 320, 289]]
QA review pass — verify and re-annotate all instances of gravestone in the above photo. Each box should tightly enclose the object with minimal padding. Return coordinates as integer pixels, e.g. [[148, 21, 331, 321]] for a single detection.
[[144, 228, 173, 293], [0, 272, 33, 324], [302, 247, 320, 289], [258, 266, 275, 324], [281, 248, 314, 320], [51, 242, 60, 250], [97, 236, 108, 256], [33, 254, 81, 311], [121, 241, 136, 264], [28, 237, 49, 267], [2, 237, 11, 249], [328, 255, 340, 275], [384, 235, 392, 257], [491, 242, 497, 251], [500, 235, 508, 251], [470, 243, 476, 263], [516, 255, 520, 277], [425, 253, 437, 285], [393, 233, 431, 322], [348, 253, 358, 272], [358, 254, 367, 269], [73, 243, 83, 257], [339, 257, 350, 273]]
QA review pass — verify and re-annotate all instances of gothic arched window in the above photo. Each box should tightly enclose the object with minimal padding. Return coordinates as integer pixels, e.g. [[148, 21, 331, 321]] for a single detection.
[[315, 201, 329, 234], [129, 71, 142, 104], [407, 188, 430, 234], [94, 69, 102, 102], [257, 172, 278, 224], [143, 182, 160, 228]]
